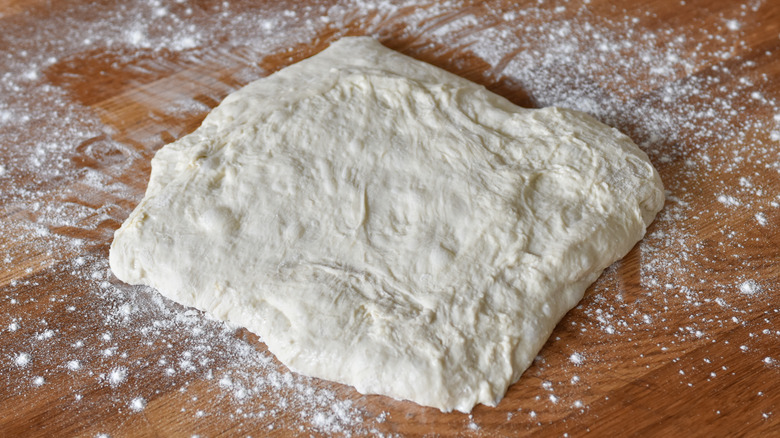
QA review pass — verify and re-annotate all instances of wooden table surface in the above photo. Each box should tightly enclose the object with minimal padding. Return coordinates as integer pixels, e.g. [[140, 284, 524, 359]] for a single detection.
[[1, 0, 779, 436]]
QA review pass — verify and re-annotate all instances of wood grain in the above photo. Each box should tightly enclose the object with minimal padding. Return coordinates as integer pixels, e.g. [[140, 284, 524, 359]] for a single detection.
[[1, 0, 779, 436]]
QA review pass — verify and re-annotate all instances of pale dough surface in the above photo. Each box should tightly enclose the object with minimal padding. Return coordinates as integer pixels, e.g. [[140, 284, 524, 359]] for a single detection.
[[110, 37, 664, 412]]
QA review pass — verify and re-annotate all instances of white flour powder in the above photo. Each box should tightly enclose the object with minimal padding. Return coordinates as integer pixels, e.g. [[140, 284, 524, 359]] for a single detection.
[[1, 0, 778, 434]]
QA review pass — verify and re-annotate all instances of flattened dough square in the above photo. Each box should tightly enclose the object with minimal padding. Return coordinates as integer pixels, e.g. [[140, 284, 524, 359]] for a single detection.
[[110, 37, 664, 412]]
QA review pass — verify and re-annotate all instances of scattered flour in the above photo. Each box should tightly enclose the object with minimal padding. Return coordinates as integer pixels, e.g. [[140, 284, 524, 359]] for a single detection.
[[739, 280, 761, 295], [130, 397, 147, 412], [109, 367, 128, 386], [726, 20, 742, 31], [717, 194, 741, 207], [15, 352, 31, 367], [1, 0, 778, 435]]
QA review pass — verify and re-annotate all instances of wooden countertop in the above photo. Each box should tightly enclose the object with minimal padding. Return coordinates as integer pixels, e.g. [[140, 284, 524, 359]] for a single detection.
[[1, 0, 778, 436]]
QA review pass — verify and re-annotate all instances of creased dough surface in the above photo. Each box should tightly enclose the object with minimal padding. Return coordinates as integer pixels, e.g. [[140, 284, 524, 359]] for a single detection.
[[110, 37, 664, 413]]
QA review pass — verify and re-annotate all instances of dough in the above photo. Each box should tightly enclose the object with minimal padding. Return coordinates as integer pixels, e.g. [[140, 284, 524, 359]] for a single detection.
[[110, 37, 664, 413]]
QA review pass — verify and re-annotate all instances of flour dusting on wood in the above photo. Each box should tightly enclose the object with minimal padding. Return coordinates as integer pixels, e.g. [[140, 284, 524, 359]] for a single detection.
[[1, 0, 778, 434]]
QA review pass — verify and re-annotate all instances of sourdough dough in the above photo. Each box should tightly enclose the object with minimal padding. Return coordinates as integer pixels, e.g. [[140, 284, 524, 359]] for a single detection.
[[110, 37, 664, 413]]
